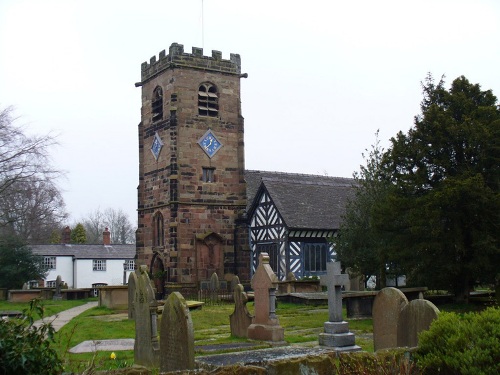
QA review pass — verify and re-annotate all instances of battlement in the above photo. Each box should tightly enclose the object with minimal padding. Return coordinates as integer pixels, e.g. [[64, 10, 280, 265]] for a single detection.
[[139, 43, 241, 83]]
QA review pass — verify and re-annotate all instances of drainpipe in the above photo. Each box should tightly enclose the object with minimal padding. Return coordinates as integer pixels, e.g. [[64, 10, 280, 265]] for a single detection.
[[72, 256, 76, 288]]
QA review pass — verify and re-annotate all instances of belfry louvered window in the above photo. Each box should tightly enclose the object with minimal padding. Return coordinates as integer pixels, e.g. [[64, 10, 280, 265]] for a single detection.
[[198, 83, 218, 117], [152, 86, 163, 122]]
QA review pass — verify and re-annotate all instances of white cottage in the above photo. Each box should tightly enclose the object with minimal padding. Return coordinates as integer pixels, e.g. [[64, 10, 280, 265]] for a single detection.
[[31, 228, 135, 291]]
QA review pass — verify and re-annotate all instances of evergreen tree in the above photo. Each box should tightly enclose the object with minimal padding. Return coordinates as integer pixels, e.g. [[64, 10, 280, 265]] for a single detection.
[[380, 75, 500, 301], [70, 223, 87, 244]]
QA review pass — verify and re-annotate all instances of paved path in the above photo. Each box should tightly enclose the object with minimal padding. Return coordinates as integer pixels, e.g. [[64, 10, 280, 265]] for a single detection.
[[34, 301, 98, 332]]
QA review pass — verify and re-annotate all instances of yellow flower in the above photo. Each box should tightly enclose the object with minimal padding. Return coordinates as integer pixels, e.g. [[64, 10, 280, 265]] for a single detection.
[[110, 352, 116, 360]]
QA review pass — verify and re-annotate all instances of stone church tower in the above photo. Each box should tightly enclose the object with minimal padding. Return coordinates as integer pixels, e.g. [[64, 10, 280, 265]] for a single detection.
[[135, 43, 249, 294]]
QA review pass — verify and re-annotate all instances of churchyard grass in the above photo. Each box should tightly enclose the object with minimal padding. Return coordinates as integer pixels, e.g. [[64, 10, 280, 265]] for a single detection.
[[0, 298, 93, 319]]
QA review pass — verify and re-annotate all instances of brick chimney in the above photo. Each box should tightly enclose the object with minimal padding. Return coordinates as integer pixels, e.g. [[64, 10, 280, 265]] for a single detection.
[[62, 226, 71, 244], [103, 227, 111, 245]]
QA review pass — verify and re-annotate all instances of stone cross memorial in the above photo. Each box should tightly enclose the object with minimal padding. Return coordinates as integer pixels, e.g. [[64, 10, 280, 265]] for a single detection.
[[318, 261, 361, 352], [133, 265, 159, 368], [247, 252, 284, 342], [160, 292, 195, 373]]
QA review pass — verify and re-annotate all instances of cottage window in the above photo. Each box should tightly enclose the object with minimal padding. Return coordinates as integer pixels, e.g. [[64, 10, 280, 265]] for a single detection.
[[46, 280, 56, 288], [93, 259, 106, 271], [198, 83, 218, 117], [43, 256, 56, 270], [125, 260, 135, 271], [152, 86, 163, 122]]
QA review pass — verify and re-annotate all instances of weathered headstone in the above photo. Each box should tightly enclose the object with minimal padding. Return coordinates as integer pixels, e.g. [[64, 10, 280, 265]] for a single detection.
[[397, 299, 439, 348], [373, 287, 439, 350], [318, 262, 361, 351], [209, 272, 220, 303], [247, 253, 284, 342], [160, 292, 195, 373], [127, 270, 138, 320], [372, 287, 408, 351], [230, 275, 241, 292], [53, 275, 62, 300], [209, 272, 220, 291], [229, 283, 254, 337], [133, 265, 159, 368]]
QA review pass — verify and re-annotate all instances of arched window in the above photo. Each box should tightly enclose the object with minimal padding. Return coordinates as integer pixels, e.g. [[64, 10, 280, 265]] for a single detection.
[[198, 83, 218, 117], [152, 86, 163, 122], [153, 212, 164, 247]]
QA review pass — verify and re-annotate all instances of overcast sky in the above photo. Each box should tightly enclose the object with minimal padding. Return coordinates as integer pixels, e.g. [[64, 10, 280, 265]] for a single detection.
[[1, 0, 499, 225]]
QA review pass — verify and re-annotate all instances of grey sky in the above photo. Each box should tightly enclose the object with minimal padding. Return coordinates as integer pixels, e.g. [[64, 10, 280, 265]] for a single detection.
[[1, 0, 499, 224]]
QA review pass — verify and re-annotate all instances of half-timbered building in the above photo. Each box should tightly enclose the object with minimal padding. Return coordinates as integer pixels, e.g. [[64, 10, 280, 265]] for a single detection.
[[245, 171, 355, 280]]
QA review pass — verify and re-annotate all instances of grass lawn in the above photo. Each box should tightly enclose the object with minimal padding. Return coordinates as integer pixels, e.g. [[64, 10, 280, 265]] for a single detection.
[[4, 296, 491, 373], [53, 300, 373, 373], [0, 298, 95, 320]]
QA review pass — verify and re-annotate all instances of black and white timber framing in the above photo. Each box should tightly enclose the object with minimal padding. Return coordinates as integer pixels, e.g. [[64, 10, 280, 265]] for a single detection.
[[245, 171, 355, 280]]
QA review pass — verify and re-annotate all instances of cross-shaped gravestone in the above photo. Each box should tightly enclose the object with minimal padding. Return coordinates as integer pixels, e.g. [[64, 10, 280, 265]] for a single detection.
[[320, 262, 349, 322]]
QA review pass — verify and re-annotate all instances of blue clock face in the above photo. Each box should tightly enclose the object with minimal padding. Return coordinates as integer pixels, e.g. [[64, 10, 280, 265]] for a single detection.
[[151, 132, 163, 160], [198, 130, 222, 158]]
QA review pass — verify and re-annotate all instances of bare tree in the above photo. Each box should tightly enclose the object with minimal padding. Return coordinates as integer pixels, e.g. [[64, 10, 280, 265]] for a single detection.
[[0, 106, 60, 197], [81, 207, 135, 244], [0, 106, 66, 243]]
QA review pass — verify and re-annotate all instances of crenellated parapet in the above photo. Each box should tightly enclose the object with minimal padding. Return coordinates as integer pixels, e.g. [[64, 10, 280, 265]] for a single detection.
[[139, 43, 241, 84]]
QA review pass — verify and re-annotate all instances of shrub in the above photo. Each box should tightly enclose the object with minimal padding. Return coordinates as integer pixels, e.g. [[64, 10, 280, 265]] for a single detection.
[[0, 299, 63, 375], [416, 307, 500, 375]]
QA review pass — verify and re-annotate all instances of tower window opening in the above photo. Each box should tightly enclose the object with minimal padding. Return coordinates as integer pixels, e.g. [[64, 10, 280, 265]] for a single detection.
[[152, 86, 163, 122], [153, 212, 164, 247], [198, 83, 218, 117], [202, 167, 215, 183]]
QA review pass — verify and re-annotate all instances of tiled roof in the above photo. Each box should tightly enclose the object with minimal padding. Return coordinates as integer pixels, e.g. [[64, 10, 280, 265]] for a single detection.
[[245, 170, 356, 230], [31, 244, 136, 259]]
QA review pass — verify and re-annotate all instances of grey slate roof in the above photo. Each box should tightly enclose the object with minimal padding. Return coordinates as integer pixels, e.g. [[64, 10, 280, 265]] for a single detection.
[[31, 244, 136, 259], [245, 170, 356, 230]]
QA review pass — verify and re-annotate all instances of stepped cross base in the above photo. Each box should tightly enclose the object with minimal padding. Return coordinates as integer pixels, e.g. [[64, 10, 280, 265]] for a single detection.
[[318, 321, 361, 352]]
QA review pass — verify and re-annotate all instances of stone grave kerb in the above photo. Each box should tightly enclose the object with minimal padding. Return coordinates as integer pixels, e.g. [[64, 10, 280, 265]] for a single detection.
[[320, 262, 349, 322], [251, 253, 278, 325]]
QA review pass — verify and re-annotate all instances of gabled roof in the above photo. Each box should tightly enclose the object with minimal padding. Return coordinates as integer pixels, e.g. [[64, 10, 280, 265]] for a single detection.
[[31, 244, 136, 259], [245, 170, 355, 230]]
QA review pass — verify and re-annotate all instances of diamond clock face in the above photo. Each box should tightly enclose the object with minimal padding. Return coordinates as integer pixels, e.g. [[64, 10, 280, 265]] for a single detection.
[[151, 132, 163, 160], [198, 130, 222, 158]]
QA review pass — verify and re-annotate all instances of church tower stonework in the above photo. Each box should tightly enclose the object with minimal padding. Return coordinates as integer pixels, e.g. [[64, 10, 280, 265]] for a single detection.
[[136, 43, 249, 294]]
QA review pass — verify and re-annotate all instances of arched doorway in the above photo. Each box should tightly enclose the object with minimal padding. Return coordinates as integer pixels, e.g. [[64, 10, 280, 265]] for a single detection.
[[150, 253, 165, 299]]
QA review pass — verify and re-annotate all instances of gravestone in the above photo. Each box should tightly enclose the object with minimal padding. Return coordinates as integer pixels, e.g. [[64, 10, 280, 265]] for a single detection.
[[373, 287, 439, 351], [318, 262, 361, 351], [133, 265, 159, 368], [209, 272, 220, 303], [372, 287, 408, 351], [127, 270, 138, 320], [229, 283, 254, 337], [160, 292, 195, 373], [53, 275, 62, 300], [247, 253, 284, 342], [397, 299, 439, 347], [230, 275, 241, 292], [209, 272, 220, 290]]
